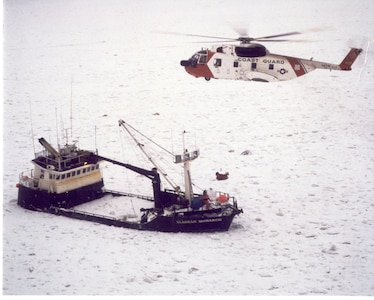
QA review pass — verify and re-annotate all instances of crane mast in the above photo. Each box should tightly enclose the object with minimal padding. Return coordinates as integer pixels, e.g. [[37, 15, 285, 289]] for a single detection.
[[118, 119, 178, 191]]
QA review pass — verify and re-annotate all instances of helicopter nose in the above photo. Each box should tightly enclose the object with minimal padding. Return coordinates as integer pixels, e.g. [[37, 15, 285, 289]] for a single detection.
[[180, 60, 191, 67], [183, 63, 214, 80]]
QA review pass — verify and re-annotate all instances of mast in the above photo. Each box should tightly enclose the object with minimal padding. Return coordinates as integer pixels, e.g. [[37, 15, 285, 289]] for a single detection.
[[29, 100, 36, 154], [174, 131, 199, 202], [55, 107, 59, 148]]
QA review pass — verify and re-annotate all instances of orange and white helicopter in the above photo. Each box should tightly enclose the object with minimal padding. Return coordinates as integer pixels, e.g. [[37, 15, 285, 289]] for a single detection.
[[179, 31, 363, 82]]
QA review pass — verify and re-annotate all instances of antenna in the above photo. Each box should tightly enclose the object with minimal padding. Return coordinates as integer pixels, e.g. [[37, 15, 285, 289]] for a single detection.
[[29, 99, 36, 154], [95, 125, 98, 154], [170, 128, 174, 155], [182, 130, 186, 152], [55, 107, 59, 149], [70, 78, 73, 138]]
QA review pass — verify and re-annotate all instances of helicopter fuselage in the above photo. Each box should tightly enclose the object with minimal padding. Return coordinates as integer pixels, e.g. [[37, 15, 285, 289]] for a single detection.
[[180, 44, 362, 82]]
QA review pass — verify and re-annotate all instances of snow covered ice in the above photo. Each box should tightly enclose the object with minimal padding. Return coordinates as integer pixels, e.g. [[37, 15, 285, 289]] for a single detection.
[[3, 0, 374, 295]]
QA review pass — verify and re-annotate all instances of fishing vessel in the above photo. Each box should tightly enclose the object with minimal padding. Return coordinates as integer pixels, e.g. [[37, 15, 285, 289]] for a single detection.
[[17, 119, 243, 232]]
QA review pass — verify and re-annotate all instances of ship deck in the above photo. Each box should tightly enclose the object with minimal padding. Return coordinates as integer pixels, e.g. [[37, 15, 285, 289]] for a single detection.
[[73, 192, 155, 222]]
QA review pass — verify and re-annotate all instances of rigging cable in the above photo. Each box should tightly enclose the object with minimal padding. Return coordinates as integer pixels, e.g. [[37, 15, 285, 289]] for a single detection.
[[119, 120, 180, 190], [124, 121, 174, 157]]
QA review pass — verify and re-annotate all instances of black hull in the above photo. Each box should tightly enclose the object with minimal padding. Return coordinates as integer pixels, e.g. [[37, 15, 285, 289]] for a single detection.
[[17, 185, 241, 232], [17, 180, 105, 210], [49, 206, 237, 232]]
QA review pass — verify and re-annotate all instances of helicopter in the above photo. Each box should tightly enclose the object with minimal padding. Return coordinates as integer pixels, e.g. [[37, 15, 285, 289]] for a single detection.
[[178, 31, 363, 82]]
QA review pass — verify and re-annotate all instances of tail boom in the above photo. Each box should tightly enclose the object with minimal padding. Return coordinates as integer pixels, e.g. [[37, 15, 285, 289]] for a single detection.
[[298, 48, 363, 72]]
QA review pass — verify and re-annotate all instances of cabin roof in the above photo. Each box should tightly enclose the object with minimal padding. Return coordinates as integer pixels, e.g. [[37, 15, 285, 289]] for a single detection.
[[33, 149, 101, 172]]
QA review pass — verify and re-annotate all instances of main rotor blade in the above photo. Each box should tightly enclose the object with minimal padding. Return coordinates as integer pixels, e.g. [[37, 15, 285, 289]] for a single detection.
[[253, 31, 301, 40], [192, 39, 238, 44], [255, 39, 311, 43], [154, 30, 308, 44], [154, 31, 236, 41]]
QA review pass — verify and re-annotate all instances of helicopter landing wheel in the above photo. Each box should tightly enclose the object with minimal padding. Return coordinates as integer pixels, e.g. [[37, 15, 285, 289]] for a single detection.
[[204, 77, 211, 81]]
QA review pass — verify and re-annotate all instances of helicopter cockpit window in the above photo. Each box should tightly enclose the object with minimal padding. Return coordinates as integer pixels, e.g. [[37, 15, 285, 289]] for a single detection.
[[190, 54, 199, 67], [190, 50, 207, 67], [198, 54, 207, 64], [197, 50, 208, 64]]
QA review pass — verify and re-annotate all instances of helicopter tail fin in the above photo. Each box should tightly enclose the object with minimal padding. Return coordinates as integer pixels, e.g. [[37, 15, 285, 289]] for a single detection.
[[339, 48, 363, 70]]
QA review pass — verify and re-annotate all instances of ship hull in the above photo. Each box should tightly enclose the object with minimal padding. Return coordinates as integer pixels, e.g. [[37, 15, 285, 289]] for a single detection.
[[50, 205, 239, 232], [17, 184, 240, 232], [143, 211, 236, 232], [17, 180, 105, 210]]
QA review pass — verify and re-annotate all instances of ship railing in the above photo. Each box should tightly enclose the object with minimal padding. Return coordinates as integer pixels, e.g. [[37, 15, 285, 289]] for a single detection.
[[209, 190, 238, 206], [51, 206, 121, 222], [174, 149, 200, 163], [165, 188, 237, 208], [35, 150, 97, 171], [104, 189, 154, 202], [34, 149, 47, 158], [18, 170, 39, 189]]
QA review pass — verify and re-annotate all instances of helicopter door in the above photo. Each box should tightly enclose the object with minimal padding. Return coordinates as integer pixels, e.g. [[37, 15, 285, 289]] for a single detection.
[[215, 57, 233, 78]]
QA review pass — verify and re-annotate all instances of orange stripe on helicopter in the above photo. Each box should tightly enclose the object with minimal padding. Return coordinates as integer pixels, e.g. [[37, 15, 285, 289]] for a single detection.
[[286, 56, 307, 77]]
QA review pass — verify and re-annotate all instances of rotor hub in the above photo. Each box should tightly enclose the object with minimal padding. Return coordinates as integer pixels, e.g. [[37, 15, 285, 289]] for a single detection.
[[238, 37, 254, 44]]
